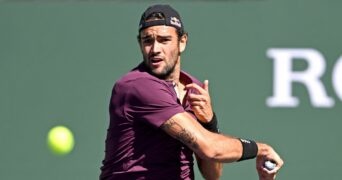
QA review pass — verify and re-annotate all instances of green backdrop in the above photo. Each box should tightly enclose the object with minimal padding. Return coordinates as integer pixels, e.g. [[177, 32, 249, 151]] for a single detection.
[[1, 0, 341, 179]]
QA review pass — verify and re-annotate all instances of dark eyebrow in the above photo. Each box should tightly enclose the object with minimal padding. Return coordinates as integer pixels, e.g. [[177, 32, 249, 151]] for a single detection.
[[159, 35, 172, 39], [141, 34, 153, 39], [141, 34, 172, 40]]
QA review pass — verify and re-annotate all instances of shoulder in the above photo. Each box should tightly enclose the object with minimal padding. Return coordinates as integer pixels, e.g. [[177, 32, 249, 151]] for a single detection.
[[116, 70, 169, 91], [113, 65, 175, 102]]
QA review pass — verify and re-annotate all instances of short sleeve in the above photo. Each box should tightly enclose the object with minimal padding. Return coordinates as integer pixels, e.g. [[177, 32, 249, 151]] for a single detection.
[[125, 77, 185, 128]]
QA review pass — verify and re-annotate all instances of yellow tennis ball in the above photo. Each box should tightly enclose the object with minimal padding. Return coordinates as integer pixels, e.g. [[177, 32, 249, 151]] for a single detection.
[[47, 126, 74, 155]]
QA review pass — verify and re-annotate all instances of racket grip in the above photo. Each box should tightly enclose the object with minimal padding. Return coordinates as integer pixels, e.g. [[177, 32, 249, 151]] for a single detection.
[[264, 160, 276, 171]]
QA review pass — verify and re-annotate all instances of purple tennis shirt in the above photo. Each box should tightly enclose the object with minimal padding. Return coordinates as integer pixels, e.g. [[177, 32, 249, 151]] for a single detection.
[[100, 63, 202, 180]]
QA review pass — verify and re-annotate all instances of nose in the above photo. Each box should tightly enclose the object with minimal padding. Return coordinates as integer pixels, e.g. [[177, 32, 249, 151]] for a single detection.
[[151, 40, 161, 54]]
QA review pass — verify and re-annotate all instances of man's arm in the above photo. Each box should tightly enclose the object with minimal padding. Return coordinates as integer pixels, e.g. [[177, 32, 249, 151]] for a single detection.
[[172, 80, 283, 179], [161, 112, 244, 162], [195, 154, 222, 180], [160, 112, 284, 179]]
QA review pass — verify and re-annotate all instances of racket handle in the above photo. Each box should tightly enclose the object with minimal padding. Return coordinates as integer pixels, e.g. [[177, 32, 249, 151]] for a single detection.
[[264, 160, 276, 171]]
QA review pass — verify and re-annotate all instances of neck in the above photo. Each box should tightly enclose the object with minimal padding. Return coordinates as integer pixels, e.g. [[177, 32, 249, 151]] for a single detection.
[[166, 58, 181, 84]]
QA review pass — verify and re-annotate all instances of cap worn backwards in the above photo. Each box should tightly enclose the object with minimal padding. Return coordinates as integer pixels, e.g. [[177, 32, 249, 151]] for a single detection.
[[139, 4, 184, 34]]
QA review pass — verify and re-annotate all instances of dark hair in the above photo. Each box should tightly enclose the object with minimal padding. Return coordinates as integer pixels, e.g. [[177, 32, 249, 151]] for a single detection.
[[137, 12, 187, 41]]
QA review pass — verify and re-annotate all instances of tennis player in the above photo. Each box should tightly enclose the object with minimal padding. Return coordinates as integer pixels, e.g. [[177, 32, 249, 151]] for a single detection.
[[100, 4, 283, 180]]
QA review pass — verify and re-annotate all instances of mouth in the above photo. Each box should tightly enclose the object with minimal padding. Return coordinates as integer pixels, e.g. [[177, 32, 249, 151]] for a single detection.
[[149, 57, 163, 67]]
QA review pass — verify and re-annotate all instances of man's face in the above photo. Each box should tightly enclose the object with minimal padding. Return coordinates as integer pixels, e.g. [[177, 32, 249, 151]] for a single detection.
[[139, 25, 185, 79]]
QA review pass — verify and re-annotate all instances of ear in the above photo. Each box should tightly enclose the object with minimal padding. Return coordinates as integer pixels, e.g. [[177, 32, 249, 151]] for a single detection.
[[137, 34, 144, 54], [179, 34, 188, 53], [137, 35, 142, 47]]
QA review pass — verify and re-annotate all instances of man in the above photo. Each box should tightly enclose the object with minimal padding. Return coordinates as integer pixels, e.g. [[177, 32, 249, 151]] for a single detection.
[[100, 4, 283, 180]]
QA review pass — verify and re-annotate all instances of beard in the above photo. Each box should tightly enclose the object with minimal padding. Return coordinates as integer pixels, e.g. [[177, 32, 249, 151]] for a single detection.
[[148, 61, 176, 79], [143, 49, 180, 80]]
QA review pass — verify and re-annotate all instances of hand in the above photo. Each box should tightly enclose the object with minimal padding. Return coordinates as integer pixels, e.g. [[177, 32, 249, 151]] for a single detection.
[[185, 80, 213, 122], [256, 143, 284, 180]]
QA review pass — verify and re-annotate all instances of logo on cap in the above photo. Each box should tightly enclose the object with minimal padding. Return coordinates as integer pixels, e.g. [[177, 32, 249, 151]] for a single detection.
[[170, 17, 181, 28]]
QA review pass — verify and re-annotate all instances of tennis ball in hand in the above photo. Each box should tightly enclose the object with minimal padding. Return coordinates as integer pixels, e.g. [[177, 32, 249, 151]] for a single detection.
[[47, 126, 74, 155]]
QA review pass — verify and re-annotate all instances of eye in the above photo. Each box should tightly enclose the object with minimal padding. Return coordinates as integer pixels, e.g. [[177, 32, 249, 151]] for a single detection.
[[159, 37, 171, 44], [142, 38, 154, 45]]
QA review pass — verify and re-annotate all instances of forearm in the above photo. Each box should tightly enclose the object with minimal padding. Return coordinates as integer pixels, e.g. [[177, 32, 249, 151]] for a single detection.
[[196, 113, 242, 163], [162, 113, 270, 163], [202, 133, 244, 163], [196, 154, 222, 180]]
